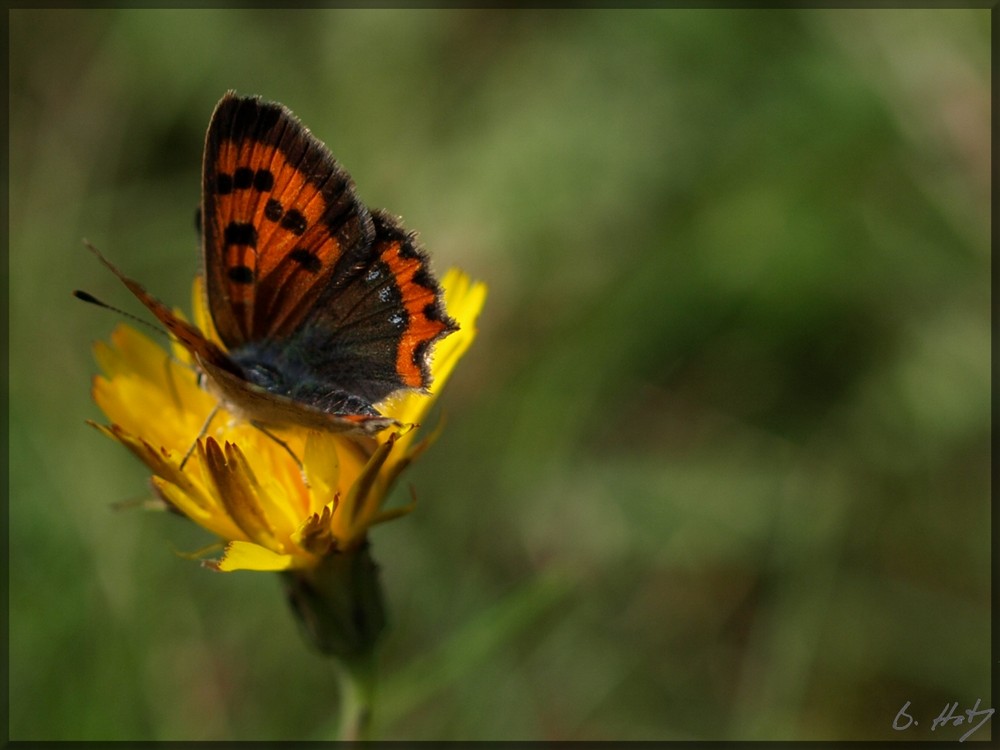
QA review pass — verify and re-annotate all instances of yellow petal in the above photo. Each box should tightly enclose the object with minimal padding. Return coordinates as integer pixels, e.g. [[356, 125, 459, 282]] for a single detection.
[[93, 420, 253, 543], [191, 276, 224, 349], [304, 431, 341, 512], [213, 540, 302, 572], [93, 325, 173, 384], [201, 439, 281, 551], [433, 268, 488, 391], [92, 334, 217, 452], [150, 476, 247, 542], [91, 422, 195, 499], [332, 433, 397, 546], [225, 431, 310, 538]]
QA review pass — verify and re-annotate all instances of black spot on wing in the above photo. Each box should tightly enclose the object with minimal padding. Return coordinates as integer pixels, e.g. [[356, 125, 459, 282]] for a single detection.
[[289, 248, 321, 273], [264, 198, 283, 222], [234, 167, 253, 189], [280, 209, 307, 236], [253, 168, 274, 191], [398, 238, 420, 260], [216, 173, 233, 195], [413, 267, 434, 289], [423, 302, 444, 321], [227, 265, 254, 284], [224, 222, 257, 247]]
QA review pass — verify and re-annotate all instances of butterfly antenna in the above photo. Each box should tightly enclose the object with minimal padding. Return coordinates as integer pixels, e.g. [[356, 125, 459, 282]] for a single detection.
[[73, 289, 172, 340]]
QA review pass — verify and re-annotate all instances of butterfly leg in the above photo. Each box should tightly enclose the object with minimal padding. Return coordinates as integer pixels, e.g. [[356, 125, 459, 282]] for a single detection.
[[180, 404, 221, 470], [250, 421, 309, 487]]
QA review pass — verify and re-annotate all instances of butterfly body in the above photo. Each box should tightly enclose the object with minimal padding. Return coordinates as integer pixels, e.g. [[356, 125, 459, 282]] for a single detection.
[[94, 92, 456, 436], [194, 353, 392, 434]]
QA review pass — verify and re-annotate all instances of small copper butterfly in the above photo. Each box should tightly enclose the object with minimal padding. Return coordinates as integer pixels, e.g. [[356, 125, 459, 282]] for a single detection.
[[92, 91, 457, 436]]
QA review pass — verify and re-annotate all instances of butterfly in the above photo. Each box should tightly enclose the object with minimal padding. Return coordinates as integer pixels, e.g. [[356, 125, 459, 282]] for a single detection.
[[90, 91, 458, 436]]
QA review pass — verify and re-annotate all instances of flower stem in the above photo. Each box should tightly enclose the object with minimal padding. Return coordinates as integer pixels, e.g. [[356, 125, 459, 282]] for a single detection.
[[336, 652, 376, 741]]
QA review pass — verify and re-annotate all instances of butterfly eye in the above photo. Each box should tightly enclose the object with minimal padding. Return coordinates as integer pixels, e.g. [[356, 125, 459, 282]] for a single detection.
[[241, 361, 284, 391]]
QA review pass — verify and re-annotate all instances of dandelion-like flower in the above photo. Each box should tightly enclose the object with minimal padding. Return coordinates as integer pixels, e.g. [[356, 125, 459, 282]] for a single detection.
[[91, 268, 485, 573]]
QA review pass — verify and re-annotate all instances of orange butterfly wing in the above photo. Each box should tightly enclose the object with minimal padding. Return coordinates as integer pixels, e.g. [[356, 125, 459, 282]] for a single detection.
[[201, 92, 375, 349]]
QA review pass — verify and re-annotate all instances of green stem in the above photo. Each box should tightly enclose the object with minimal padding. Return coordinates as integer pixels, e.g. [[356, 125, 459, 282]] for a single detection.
[[336, 653, 377, 741]]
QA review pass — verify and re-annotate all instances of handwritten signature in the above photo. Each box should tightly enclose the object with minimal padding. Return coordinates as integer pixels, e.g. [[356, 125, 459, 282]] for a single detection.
[[893, 699, 993, 742]]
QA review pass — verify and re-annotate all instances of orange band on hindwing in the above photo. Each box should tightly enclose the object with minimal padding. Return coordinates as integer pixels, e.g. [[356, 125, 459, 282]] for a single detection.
[[378, 239, 450, 388]]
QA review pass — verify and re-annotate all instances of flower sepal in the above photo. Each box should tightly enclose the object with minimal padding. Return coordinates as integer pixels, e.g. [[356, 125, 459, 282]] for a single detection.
[[281, 541, 387, 659]]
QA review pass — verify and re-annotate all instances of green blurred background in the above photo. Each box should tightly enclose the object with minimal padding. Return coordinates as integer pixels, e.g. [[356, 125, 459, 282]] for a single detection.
[[8, 8, 991, 741]]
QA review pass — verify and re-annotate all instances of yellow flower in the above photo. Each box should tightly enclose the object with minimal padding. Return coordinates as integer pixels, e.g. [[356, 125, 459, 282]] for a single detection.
[[90, 269, 486, 572]]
